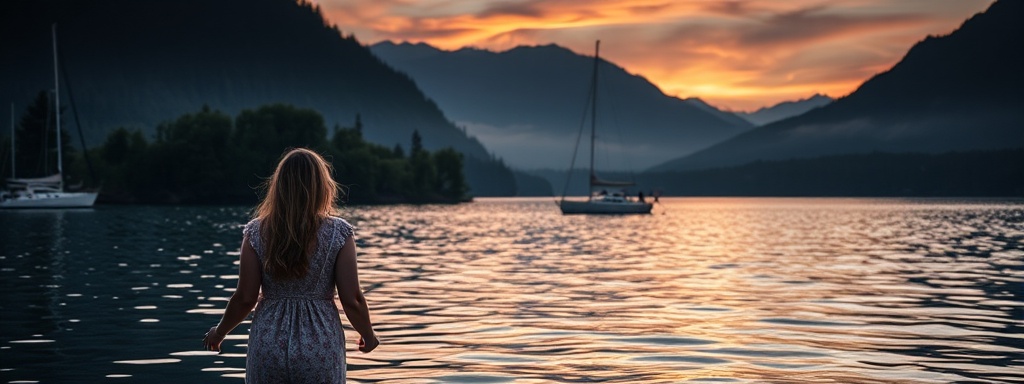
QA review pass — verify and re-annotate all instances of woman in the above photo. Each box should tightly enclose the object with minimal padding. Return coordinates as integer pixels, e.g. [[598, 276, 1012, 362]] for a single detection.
[[203, 148, 379, 382]]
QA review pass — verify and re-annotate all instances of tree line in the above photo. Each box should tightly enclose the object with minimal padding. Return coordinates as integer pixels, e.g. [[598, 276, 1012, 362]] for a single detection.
[[2, 97, 469, 204], [639, 149, 1024, 197]]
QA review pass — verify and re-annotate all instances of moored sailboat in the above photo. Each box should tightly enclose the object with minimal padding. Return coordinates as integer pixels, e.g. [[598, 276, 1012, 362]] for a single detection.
[[559, 41, 652, 215], [1, 24, 97, 209]]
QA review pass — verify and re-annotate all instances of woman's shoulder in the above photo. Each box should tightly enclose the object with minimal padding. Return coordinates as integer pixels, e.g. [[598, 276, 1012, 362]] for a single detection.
[[241, 218, 265, 255], [328, 216, 355, 239], [242, 218, 262, 237]]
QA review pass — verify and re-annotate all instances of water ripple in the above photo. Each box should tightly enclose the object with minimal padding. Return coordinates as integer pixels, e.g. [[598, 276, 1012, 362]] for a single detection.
[[0, 198, 1022, 383]]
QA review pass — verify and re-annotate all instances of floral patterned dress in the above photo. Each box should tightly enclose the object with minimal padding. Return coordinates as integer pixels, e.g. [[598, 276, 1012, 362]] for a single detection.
[[242, 217, 354, 383]]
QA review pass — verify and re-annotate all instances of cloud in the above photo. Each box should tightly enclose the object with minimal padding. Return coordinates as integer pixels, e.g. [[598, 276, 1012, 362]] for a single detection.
[[313, 0, 995, 111], [458, 120, 681, 170], [478, 1, 547, 18], [735, 6, 928, 48], [457, 121, 577, 169], [629, 3, 672, 16], [700, 1, 756, 17]]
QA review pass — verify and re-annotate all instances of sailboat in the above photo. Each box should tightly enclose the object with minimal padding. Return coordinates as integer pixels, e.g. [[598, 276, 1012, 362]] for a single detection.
[[559, 41, 652, 215], [0, 24, 97, 209]]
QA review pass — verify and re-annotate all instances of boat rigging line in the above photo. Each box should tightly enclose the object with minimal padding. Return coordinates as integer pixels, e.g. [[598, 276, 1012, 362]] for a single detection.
[[55, 24, 97, 186]]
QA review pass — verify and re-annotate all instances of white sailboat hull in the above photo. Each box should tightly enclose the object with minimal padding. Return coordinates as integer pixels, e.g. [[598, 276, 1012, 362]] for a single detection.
[[2, 26, 98, 210], [560, 199, 652, 214], [0, 192, 98, 208]]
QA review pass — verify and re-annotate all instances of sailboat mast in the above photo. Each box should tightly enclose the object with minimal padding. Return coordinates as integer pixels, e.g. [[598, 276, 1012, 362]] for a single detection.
[[589, 40, 600, 194], [52, 23, 63, 190], [10, 103, 14, 179]]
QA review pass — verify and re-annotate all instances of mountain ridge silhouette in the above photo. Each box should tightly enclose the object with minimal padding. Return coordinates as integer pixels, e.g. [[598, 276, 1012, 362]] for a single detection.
[[649, 0, 1023, 173], [0, 0, 523, 195], [371, 41, 754, 170]]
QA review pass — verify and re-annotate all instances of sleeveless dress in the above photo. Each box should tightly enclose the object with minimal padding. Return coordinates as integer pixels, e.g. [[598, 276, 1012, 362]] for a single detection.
[[242, 216, 355, 383]]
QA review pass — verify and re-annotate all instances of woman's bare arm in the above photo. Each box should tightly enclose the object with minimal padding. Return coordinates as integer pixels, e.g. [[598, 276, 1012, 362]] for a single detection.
[[335, 235, 379, 352], [203, 235, 262, 351]]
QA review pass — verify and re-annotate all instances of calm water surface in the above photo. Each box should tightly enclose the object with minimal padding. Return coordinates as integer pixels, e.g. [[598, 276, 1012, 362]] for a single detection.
[[1, 198, 1022, 383]]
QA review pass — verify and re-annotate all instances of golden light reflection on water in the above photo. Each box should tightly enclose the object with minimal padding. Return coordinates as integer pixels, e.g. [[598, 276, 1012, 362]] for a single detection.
[[329, 198, 1023, 383], [0, 198, 1022, 383]]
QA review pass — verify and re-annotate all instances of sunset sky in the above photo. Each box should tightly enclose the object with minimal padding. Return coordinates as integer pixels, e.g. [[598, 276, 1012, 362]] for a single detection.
[[312, 0, 994, 111]]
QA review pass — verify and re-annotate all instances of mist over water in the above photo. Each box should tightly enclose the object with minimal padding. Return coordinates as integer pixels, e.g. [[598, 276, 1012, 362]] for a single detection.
[[1, 198, 1022, 383]]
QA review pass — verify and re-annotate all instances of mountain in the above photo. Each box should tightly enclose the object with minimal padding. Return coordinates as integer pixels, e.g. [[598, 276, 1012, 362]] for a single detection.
[[650, 0, 1023, 173], [683, 98, 756, 128], [0, 0, 519, 196], [735, 94, 833, 126], [370, 42, 753, 171]]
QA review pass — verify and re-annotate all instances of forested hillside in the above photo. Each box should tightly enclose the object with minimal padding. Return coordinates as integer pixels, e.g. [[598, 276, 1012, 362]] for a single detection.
[[0, 0, 519, 196]]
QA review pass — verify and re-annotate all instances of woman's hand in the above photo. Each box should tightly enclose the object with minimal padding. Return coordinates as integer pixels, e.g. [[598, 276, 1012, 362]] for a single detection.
[[203, 326, 226, 352], [358, 333, 380, 353]]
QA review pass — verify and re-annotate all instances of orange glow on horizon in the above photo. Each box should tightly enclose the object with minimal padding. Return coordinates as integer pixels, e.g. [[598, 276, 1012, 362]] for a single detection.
[[316, 0, 995, 111]]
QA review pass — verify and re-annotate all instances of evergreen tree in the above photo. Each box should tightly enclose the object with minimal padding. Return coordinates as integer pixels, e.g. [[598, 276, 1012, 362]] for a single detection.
[[151, 106, 235, 201], [407, 129, 435, 198], [411, 129, 423, 155], [433, 148, 467, 200], [70, 104, 473, 204], [102, 127, 132, 165], [91, 127, 149, 199], [13, 91, 74, 178]]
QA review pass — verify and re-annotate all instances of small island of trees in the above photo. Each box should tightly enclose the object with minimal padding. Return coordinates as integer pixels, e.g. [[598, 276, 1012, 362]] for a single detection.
[[3, 98, 469, 205]]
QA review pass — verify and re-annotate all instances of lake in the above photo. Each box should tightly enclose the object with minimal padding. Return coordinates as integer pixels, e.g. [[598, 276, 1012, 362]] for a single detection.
[[1, 198, 1022, 383]]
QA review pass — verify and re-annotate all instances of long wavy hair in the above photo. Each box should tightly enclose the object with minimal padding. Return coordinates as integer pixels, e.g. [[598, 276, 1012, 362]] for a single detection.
[[254, 148, 339, 280]]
